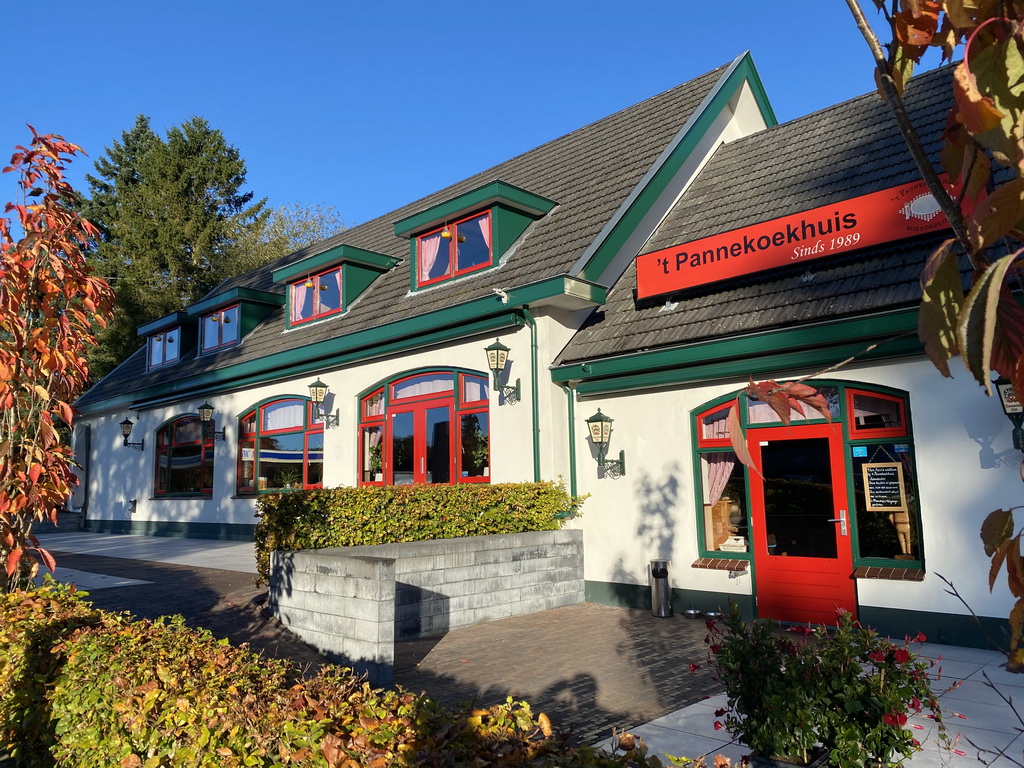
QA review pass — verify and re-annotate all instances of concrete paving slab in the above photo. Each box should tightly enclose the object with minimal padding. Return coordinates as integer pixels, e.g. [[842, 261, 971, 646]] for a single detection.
[[33, 567, 151, 590], [36, 531, 257, 573]]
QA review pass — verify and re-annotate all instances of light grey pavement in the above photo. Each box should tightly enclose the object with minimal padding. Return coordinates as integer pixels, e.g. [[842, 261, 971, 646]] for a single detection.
[[33, 531, 1024, 764]]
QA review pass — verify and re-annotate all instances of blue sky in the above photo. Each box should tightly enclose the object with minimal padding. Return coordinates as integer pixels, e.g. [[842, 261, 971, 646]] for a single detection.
[[2, 2, 944, 228]]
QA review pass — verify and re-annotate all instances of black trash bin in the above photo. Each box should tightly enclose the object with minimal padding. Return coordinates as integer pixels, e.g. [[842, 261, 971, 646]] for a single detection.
[[650, 559, 672, 617]]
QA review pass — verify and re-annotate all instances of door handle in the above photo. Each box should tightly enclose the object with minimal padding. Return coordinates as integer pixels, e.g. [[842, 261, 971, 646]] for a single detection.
[[827, 509, 848, 536]]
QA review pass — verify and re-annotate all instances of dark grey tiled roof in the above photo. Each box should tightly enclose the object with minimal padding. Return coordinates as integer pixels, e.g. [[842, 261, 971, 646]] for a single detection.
[[78, 63, 731, 409], [555, 65, 955, 367]]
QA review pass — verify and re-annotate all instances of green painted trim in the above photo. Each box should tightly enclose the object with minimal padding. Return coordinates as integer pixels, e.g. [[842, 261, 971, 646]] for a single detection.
[[584, 579, 755, 619], [272, 243, 397, 285], [119, 312, 524, 413], [186, 288, 284, 318], [505, 276, 607, 308], [561, 384, 578, 499], [393, 180, 557, 237], [83, 518, 256, 542], [522, 309, 541, 482], [137, 312, 193, 338], [555, 309, 919, 385], [576, 53, 776, 283], [858, 605, 1008, 651]]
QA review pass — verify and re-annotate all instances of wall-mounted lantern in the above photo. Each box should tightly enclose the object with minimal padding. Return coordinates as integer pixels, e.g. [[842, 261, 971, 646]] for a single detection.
[[585, 408, 625, 477], [197, 402, 226, 441], [996, 378, 1023, 451], [308, 378, 340, 427], [484, 338, 520, 404], [119, 418, 144, 451]]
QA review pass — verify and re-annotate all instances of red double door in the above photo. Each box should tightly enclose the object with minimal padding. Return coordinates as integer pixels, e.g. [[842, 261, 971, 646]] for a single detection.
[[748, 424, 856, 625]]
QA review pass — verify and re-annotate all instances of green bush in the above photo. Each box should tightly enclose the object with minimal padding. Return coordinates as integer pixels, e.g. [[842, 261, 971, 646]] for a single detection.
[[254, 481, 582, 584], [1, 584, 657, 768]]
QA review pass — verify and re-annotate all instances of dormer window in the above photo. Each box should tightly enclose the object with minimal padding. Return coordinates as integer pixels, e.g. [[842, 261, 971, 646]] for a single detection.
[[417, 211, 492, 287], [148, 327, 180, 369], [201, 305, 240, 352], [290, 267, 342, 325]]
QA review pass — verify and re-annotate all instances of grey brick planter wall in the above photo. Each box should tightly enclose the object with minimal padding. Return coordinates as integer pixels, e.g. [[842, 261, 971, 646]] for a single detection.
[[268, 529, 584, 685]]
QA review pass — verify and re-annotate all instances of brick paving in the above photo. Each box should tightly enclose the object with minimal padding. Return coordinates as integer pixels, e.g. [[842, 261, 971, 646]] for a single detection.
[[44, 550, 722, 746]]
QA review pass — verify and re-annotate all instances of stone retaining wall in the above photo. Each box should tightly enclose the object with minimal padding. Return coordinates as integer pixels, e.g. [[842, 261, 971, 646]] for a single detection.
[[268, 529, 584, 685]]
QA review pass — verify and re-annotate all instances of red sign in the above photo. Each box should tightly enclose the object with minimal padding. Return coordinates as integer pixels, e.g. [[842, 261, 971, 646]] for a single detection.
[[636, 179, 951, 299]]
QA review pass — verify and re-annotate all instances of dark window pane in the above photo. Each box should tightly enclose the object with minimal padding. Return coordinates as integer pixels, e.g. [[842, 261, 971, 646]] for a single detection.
[[426, 406, 450, 484], [460, 412, 489, 478], [852, 442, 918, 560], [258, 433, 305, 490], [391, 411, 414, 485], [306, 433, 323, 487], [362, 425, 383, 482], [168, 444, 203, 495], [456, 213, 491, 271]]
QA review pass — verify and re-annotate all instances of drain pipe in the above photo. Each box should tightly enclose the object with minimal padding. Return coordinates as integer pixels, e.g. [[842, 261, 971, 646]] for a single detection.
[[521, 307, 541, 482]]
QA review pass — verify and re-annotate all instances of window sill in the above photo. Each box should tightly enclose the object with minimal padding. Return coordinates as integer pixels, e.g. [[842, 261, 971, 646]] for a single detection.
[[853, 566, 924, 581], [691, 557, 748, 572]]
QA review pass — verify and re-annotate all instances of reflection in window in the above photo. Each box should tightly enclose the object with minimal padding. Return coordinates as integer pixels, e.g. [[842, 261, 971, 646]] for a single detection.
[[699, 451, 746, 552], [201, 305, 239, 352], [851, 391, 904, 432], [460, 413, 489, 479], [851, 442, 919, 560], [237, 398, 324, 493], [148, 327, 180, 369], [155, 416, 213, 496]]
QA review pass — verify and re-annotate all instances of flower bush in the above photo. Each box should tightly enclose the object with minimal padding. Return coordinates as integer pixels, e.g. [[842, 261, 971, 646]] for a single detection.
[[705, 604, 946, 768]]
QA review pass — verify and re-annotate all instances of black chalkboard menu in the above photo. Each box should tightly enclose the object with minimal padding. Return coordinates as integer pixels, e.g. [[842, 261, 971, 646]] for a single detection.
[[862, 462, 908, 512]]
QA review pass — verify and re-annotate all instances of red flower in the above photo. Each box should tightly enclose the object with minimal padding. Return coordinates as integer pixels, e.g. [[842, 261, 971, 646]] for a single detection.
[[914, 631, 927, 643], [710, 644, 720, 654], [689, 663, 700, 674], [868, 649, 887, 663], [883, 712, 908, 727], [910, 697, 922, 712], [715, 708, 728, 717], [894, 648, 911, 663], [714, 721, 724, 731]]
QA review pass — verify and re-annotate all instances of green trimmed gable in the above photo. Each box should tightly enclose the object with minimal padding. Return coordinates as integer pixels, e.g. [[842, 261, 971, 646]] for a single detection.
[[392, 181, 556, 237]]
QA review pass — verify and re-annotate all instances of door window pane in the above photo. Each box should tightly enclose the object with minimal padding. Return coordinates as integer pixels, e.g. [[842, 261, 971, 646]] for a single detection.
[[425, 406, 450, 484], [460, 413, 489, 478], [391, 411, 414, 485], [362, 425, 384, 482], [761, 437, 837, 558]]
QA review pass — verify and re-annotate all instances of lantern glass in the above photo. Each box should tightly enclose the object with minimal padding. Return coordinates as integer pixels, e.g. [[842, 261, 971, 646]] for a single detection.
[[120, 418, 134, 439], [308, 379, 328, 406], [997, 380, 1022, 417], [485, 340, 510, 375], [197, 402, 215, 423]]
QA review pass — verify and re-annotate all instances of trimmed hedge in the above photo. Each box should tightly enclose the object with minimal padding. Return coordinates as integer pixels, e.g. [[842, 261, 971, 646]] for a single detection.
[[1, 582, 656, 767], [254, 481, 582, 584]]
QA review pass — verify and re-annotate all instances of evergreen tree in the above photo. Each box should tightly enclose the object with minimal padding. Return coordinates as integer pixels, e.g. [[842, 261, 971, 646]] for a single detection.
[[81, 116, 269, 379]]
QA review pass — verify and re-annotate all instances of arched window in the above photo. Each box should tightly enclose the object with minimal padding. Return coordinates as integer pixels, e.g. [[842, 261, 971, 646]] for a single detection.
[[237, 398, 324, 493], [155, 415, 214, 496], [359, 370, 490, 486]]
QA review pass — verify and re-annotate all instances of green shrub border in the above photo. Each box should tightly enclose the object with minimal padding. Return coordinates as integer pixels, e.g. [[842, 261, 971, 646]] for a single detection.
[[254, 481, 583, 584]]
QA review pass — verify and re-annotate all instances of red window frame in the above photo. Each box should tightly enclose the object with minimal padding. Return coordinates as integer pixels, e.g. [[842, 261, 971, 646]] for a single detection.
[[289, 266, 343, 326], [236, 398, 324, 494], [695, 404, 733, 449], [415, 211, 493, 288], [148, 327, 180, 370], [201, 305, 240, 353], [846, 388, 908, 439], [358, 371, 490, 487], [154, 416, 214, 497]]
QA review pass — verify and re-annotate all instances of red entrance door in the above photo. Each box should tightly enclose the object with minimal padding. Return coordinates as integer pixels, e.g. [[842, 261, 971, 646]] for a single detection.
[[387, 403, 453, 485], [749, 424, 856, 624]]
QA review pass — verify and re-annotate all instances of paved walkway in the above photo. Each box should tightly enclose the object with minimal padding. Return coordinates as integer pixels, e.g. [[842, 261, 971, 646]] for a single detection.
[[32, 532, 1024, 764]]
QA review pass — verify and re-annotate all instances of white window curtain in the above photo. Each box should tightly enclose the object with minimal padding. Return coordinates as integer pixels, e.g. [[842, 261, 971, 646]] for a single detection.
[[419, 232, 442, 282], [702, 452, 736, 507], [263, 400, 305, 431], [394, 374, 454, 399], [463, 377, 487, 403], [477, 214, 491, 250], [291, 283, 312, 323]]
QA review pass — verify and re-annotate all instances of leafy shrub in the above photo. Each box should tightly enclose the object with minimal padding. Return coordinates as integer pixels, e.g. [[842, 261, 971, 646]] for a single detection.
[[0, 580, 105, 766], [2, 584, 657, 768], [254, 481, 582, 584], [706, 604, 946, 768]]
